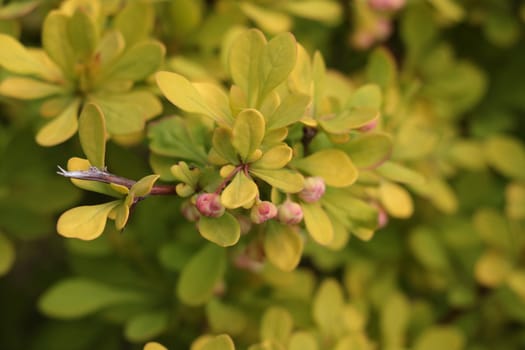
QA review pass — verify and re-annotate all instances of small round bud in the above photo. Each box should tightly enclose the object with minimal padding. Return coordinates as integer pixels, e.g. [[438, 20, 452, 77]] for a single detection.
[[358, 118, 379, 132], [181, 200, 200, 222], [250, 201, 278, 224], [195, 193, 225, 218], [278, 200, 304, 225], [368, 0, 405, 11], [298, 177, 326, 203]]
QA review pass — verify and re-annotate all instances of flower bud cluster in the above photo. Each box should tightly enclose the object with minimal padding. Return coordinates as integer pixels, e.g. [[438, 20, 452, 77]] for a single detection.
[[298, 176, 326, 203], [195, 193, 225, 218]]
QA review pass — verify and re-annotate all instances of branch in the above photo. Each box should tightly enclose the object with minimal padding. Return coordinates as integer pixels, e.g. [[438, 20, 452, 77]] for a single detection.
[[57, 166, 176, 195]]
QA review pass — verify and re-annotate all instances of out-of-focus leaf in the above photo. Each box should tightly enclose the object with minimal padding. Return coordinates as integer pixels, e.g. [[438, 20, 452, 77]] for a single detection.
[[260, 307, 293, 344], [198, 212, 240, 247], [42, 11, 75, 77], [380, 292, 410, 348], [239, 2, 291, 35], [288, 332, 318, 350], [36, 99, 81, 146], [78, 103, 106, 168], [294, 149, 357, 187], [113, 1, 154, 46], [506, 183, 525, 220], [376, 161, 425, 186], [177, 244, 226, 306], [0, 232, 15, 276], [284, 0, 341, 24], [0, 77, 63, 99], [366, 48, 397, 89], [38, 278, 146, 319], [379, 181, 413, 218], [198, 334, 236, 350], [413, 326, 465, 350], [313, 278, 344, 337], [475, 250, 513, 287], [67, 9, 97, 60], [264, 221, 303, 271], [302, 202, 333, 245], [340, 133, 392, 169], [0, 1, 39, 20], [484, 135, 525, 180], [319, 107, 379, 134], [0, 33, 50, 77], [206, 299, 247, 335], [144, 343, 168, 350], [409, 227, 450, 271], [124, 310, 169, 342], [104, 41, 164, 82], [250, 168, 304, 193]]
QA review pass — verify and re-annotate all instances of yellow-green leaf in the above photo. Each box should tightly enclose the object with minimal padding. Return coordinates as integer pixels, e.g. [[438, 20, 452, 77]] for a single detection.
[[67, 8, 97, 60], [156, 71, 228, 125], [413, 326, 465, 350], [366, 48, 398, 90], [294, 150, 357, 187], [124, 310, 169, 343], [66, 157, 127, 198], [36, 99, 80, 146], [301, 202, 333, 245], [319, 107, 379, 134], [250, 168, 304, 193], [57, 201, 121, 240], [264, 222, 303, 271], [252, 144, 293, 170], [144, 343, 168, 350], [206, 299, 247, 335], [379, 181, 413, 218], [260, 307, 293, 344], [259, 32, 297, 102], [198, 212, 240, 247], [112, 203, 130, 231], [221, 172, 258, 209], [78, 103, 106, 168], [0, 77, 63, 99], [347, 84, 382, 110], [113, 1, 154, 46], [339, 132, 392, 169], [313, 278, 345, 337], [228, 29, 266, 107], [284, 1, 342, 24], [506, 182, 525, 220], [177, 244, 226, 305], [199, 334, 236, 350], [194, 82, 234, 126], [376, 161, 425, 186], [0, 33, 49, 76], [232, 109, 265, 161], [475, 250, 512, 287], [239, 2, 291, 35], [130, 174, 160, 198], [380, 292, 410, 348], [289, 332, 318, 350], [266, 93, 310, 130], [0, 232, 15, 276], [484, 135, 525, 180], [42, 11, 75, 78], [0, 1, 40, 20]]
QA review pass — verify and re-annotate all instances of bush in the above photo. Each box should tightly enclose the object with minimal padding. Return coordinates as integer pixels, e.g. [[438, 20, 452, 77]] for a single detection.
[[0, 0, 524, 349]]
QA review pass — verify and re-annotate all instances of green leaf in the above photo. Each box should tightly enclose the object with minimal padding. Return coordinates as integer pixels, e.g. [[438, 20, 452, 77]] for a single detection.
[[376, 161, 425, 186], [366, 48, 397, 89], [229, 29, 266, 107], [506, 183, 525, 220], [0, 1, 39, 20], [78, 103, 106, 168], [124, 310, 169, 343], [90, 91, 161, 135], [413, 326, 465, 350], [266, 93, 310, 130], [38, 278, 146, 319], [221, 172, 258, 209], [284, 1, 342, 24], [312, 278, 345, 337], [0, 33, 49, 77], [347, 84, 382, 109], [264, 221, 303, 271], [339, 132, 392, 169], [302, 202, 333, 245], [36, 99, 81, 146], [0, 232, 15, 276], [260, 307, 293, 344], [113, 1, 154, 46], [193, 82, 234, 125], [239, 2, 291, 35], [104, 40, 165, 82], [409, 227, 450, 271], [177, 244, 226, 306], [0, 77, 64, 99], [258, 32, 297, 102], [67, 8, 97, 60], [380, 292, 410, 348], [250, 168, 304, 193], [56, 201, 121, 240], [475, 250, 512, 287], [198, 212, 240, 247], [447, 140, 485, 170], [130, 174, 160, 198], [252, 144, 293, 170], [42, 11, 75, 78], [206, 299, 247, 335], [148, 117, 208, 165], [200, 334, 236, 350], [211, 127, 238, 165], [473, 208, 512, 252], [232, 109, 265, 161], [294, 150, 357, 187], [484, 135, 525, 180], [379, 181, 413, 218], [111, 202, 130, 231], [319, 107, 379, 134], [289, 332, 318, 350], [156, 71, 230, 125], [144, 343, 168, 350]]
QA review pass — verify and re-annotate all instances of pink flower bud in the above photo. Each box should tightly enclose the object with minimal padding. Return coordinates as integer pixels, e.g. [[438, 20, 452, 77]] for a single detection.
[[250, 201, 278, 224], [374, 18, 392, 40], [299, 177, 326, 203], [195, 193, 225, 218], [181, 200, 200, 222], [358, 118, 379, 132], [278, 200, 303, 225], [378, 206, 389, 228], [368, 0, 405, 11]]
